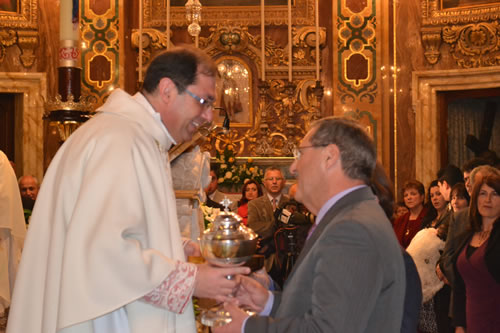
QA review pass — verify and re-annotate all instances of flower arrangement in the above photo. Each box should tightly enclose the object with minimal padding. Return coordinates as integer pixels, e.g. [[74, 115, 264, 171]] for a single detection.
[[200, 204, 220, 230], [214, 145, 264, 190]]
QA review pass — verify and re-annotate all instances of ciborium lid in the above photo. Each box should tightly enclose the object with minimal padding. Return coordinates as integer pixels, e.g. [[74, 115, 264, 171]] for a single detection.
[[200, 197, 258, 266]]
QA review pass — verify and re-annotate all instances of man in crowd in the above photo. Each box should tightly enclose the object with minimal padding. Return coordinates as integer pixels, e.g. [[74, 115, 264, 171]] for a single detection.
[[7, 46, 249, 333], [204, 169, 225, 210], [18, 175, 39, 202], [247, 167, 288, 273], [437, 164, 463, 202], [215, 117, 406, 333], [462, 157, 489, 195], [17, 175, 40, 223], [247, 166, 288, 241], [0, 151, 26, 329]]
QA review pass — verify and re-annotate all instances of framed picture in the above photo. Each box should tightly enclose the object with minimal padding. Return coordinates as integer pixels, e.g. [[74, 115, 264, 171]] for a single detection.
[[214, 56, 253, 127], [442, 0, 499, 10], [0, 0, 37, 29], [0, 0, 18, 13]]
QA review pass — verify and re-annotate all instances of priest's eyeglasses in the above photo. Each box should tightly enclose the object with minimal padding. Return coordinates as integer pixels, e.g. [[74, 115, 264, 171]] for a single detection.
[[185, 89, 215, 111], [292, 145, 328, 160]]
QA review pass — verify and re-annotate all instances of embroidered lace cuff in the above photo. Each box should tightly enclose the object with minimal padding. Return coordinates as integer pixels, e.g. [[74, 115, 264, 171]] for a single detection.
[[142, 261, 197, 313]]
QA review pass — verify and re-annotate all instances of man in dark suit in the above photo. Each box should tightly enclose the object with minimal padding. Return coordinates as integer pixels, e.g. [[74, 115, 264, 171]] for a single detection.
[[204, 170, 225, 210], [214, 117, 406, 333], [247, 167, 288, 241], [247, 167, 288, 273]]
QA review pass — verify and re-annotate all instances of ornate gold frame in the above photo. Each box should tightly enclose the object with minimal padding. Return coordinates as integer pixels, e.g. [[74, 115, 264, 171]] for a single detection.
[[0, 0, 38, 67], [145, 0, 315, 27], [421, 0, 500, 67], [132, 4, 325, 158], [215, 55, 254, 128]]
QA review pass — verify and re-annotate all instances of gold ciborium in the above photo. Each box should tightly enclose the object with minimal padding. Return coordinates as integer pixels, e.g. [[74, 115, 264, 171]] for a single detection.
[[199, 200, 258, 327]]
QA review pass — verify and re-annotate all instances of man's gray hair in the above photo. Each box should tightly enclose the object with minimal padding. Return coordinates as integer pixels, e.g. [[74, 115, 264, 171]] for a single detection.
[[470, 165, 500, 187], [264, 166, 283, 179], [309, 116, 376, 184]]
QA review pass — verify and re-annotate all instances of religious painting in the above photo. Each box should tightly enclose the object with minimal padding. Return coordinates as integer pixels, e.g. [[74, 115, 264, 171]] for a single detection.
[[0, 0, 18, 13], [442, 0, 498, 9], [214, 57, 253, 127], [171, 0, 289, 6]]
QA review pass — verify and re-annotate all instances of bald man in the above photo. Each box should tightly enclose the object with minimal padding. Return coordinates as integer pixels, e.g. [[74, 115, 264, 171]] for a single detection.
[[18, 175, 39, 201]]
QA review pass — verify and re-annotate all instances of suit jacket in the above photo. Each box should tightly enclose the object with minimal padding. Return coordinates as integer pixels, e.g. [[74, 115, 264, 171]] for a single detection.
[[247, 194, 288, 240], [205, 196, 225, 210], [246, 187, 406, 333], [438, 208, 469, 285]]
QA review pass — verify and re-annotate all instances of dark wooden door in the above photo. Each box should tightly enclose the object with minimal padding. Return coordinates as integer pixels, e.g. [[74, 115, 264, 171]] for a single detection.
[[0, 93, 16, 161]]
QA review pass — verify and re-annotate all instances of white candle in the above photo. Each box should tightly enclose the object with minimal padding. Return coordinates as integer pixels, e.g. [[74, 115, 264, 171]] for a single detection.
[[261, 0, 265, 81], [315, 0, 320, 81], [60, 0, 78, 41], [139, 0, 143, 82], [288, 0, 292, 82], [166, 0, 171, 50]]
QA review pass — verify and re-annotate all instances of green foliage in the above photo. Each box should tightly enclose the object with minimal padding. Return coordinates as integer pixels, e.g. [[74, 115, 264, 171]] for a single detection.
[[214, 145, 264, 189]]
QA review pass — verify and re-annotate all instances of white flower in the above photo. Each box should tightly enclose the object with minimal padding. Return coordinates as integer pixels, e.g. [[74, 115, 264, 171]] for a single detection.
[[221, 163, 227, 169], [225, 171, 232, 179]]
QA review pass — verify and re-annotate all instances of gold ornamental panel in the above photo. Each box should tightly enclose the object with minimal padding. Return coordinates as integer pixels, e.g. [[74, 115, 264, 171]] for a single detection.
[[421, 0, 500, 67], [145, 0, 315, 27], [132, 17, 324, 157], [0, 0, 39, 68]]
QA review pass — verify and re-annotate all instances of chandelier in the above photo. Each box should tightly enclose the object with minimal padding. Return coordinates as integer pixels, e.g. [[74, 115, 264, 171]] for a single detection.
[[185, 0, 202, 38]]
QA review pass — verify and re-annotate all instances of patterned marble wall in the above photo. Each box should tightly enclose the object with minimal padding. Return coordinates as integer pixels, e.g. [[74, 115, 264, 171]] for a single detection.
[[332, 0, 393, 178]]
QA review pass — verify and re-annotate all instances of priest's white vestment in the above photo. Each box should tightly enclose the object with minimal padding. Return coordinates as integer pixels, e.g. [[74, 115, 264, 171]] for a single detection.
[[0, 151, 26, 316], [7, 89, 197, 333]]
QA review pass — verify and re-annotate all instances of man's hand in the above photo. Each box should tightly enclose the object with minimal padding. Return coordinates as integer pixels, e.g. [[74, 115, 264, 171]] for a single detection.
[[194, 264, 250, 301], [435, 264, 449, 285], [212, 301, 250, 333], [233, 275, 269, 313], [455, 326, 466, 333]]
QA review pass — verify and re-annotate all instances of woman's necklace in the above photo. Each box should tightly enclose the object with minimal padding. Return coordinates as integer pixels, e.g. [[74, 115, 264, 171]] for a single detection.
[[472, 228, 492, 247]]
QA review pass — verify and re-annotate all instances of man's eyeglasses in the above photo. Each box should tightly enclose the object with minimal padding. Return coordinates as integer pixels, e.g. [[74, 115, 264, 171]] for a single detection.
[[292, 145, 328, 160], [185, 89, 215, 111]]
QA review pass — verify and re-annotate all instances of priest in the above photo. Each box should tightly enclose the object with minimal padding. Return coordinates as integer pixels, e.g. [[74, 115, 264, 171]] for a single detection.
[[0, 151, 26, 328], [7, 46, 249, 333]]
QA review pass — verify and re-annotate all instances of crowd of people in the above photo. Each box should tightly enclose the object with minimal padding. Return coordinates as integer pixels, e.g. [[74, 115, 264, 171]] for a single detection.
[[392, 158, 500, 333], [1, 46, 498, 333]]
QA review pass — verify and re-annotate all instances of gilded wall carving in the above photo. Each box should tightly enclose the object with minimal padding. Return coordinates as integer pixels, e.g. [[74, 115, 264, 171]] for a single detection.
[[421, 0, 500, 68], [132, 19, 325, 158], [0, 0, 39, 68], [145, 0, 316, 27]]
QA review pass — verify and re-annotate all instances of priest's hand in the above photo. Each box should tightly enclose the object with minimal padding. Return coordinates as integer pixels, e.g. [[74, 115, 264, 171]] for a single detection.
[[212, 301, 249, 333], [183, 239, 201, 257], [193, 264, 250, 301], [233, 275, 269, 313]]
